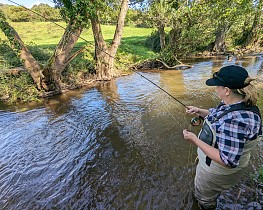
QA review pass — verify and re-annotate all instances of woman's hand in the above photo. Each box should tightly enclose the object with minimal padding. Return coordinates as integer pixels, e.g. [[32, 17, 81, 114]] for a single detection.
[[183, 129, 198, 145], [186, 106, 199, 115], [186, 106, 209, 118], [183, 129, 226, 167]]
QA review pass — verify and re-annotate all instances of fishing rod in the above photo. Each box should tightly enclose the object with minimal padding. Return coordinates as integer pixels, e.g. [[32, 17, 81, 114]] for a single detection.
[[5, 0, 202, 126]]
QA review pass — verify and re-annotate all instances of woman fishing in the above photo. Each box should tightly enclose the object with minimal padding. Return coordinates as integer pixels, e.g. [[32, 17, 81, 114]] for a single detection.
[[182, 65, 262, 209]]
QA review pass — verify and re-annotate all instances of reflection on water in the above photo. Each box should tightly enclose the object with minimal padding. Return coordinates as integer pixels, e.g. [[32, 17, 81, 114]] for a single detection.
[[0, 56, 262, 209]]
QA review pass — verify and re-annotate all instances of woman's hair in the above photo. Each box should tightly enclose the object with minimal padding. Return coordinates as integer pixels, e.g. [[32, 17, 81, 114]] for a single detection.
[[232, 77, 259, 106]]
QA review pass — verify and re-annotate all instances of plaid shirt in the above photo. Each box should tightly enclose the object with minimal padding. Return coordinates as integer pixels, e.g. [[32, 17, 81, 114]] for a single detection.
[[207, 101, 262, 168]]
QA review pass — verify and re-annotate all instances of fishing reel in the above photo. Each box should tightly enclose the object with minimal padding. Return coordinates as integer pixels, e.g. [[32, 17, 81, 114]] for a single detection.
[[190, 116, 203, 126]]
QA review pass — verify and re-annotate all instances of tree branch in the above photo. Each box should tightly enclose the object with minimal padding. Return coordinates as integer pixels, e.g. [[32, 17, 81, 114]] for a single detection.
[[64, 45, 87, 66], [156, 59, 193, 69]]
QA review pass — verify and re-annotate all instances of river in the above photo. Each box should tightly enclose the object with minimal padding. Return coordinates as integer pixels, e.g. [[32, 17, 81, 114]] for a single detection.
[[0, 56, 263, 209]]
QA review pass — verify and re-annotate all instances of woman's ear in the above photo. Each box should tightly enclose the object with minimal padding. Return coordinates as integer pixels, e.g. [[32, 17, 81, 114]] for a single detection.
[[225, 87, 231, 96]]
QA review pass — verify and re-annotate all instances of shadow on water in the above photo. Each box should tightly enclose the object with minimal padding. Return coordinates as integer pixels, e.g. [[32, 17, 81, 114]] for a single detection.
[[0, 55, 263, 209]]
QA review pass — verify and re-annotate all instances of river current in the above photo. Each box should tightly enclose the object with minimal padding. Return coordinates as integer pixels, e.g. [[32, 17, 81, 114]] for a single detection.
[[0, 56, 263, 209]]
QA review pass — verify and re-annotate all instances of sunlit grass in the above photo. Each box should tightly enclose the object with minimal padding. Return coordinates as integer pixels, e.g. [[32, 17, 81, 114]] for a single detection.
[[0, 22, 156, 61]]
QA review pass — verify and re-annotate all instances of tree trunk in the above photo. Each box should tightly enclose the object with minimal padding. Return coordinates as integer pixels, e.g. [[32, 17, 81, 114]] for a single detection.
[[44, 20, 82, 91], [212, 23, 230, 53], [109, 0, 129, 75], [0, 17, 44, 90], [91, 15, 111, 80], [243, 2, 262, 47], [158, 24, 166, 50], [91, 0, 129, 80]]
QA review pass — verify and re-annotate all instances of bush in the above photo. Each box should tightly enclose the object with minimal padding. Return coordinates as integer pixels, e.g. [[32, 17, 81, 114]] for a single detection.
[[27, 43, 52, 63], [145, 30, 162, 52], [0, 72, 41, 103], [0, 40, 21, 69]]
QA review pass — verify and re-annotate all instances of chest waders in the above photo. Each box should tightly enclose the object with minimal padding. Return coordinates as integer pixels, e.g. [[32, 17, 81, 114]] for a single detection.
[[198, 103, 262, 173], [194, 103, 262, 209]]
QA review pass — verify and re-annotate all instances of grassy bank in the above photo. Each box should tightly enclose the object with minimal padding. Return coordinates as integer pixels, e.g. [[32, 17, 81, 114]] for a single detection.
[[0, 22, 156, 103], [0, 22, 156, 67]]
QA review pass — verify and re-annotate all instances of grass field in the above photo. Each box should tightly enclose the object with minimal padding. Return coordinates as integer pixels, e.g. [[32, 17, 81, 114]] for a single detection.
[[0, 22, 156, 62]]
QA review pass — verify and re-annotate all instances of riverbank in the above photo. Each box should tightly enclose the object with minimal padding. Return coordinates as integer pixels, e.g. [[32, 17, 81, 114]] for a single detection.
[[1, 52, 263, 104], [0, 22, 262, 104], [0, 23, 156, 103]]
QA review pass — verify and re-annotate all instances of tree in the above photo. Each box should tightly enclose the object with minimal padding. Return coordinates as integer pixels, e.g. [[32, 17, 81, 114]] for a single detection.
[[147, 0, 173, 49], [54, 0, 130, 80], [87, 0, 129, 80], [0, 0, 131, 93], [207, 0, 253, 53], [7, 6, 31, 22], [242, 0, 263, 47], [31, 3, 62, 21]]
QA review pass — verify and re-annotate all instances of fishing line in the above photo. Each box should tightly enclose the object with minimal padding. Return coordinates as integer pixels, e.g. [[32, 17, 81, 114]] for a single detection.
[[5, 0, 203, 126]]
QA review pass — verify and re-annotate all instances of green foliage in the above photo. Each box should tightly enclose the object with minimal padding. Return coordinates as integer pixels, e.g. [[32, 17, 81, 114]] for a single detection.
[[0, 3, 151, 26], [31, 4, 62, 22], [0, 72, 41, 103], [145, 30, 162, 52], [259, 166, 263, 183], [159, 45, 178, 65], [27, 42, 52, 63], [0, 39, 21, 69], [126, 9, 152, 28], [145, 0, 263, 61], [62, 46, 95, 85], [147, 0, 173, 28], [0, 7, 6, 20], [7, 6, 31, 22], [54, 0, 92, 28], [0, 4, 62, 22], [0, 11, 23, 56]]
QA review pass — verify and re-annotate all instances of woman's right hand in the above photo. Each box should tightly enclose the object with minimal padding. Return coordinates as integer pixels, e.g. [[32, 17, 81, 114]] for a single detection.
[[186, 106, 209, 118], [186, 106, 199, 115]]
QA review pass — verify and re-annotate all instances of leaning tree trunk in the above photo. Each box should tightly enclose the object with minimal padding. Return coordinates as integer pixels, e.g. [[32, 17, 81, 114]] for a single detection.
[[44, 20, 83, 91], [91, 0, 129, 80], [0, 14, 45, 90], [212, 23, 230, 53]]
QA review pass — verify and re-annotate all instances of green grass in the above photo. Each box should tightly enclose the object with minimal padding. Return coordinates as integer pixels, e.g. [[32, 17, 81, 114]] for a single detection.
[[0, 22, 156, 61]]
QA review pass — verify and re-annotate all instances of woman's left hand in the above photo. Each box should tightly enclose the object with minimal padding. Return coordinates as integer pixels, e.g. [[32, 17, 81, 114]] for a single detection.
[[183, 129, 198, 145]]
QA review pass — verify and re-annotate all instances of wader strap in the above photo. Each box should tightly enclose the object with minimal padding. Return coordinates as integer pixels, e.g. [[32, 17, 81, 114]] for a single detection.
[[206, 142, 218, 166]]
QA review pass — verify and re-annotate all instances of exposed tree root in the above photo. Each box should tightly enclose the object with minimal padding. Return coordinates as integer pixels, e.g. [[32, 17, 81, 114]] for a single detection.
[[132, 59, 193, 70], [156, 59, 193, 69]]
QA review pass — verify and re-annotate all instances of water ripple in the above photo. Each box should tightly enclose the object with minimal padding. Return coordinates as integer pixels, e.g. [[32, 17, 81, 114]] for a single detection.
[[0, 57, 262, 209]]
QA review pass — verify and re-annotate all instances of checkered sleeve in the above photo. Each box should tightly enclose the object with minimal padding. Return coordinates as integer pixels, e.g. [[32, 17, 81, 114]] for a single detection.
[[216, 117, 248, 168]]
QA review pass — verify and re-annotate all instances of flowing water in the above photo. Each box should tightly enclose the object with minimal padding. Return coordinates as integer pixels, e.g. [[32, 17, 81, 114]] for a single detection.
[[0, 56, 263, 209]]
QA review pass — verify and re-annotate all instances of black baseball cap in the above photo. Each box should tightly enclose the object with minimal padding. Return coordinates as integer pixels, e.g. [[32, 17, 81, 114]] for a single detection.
[[206, 65, 249, 89]]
